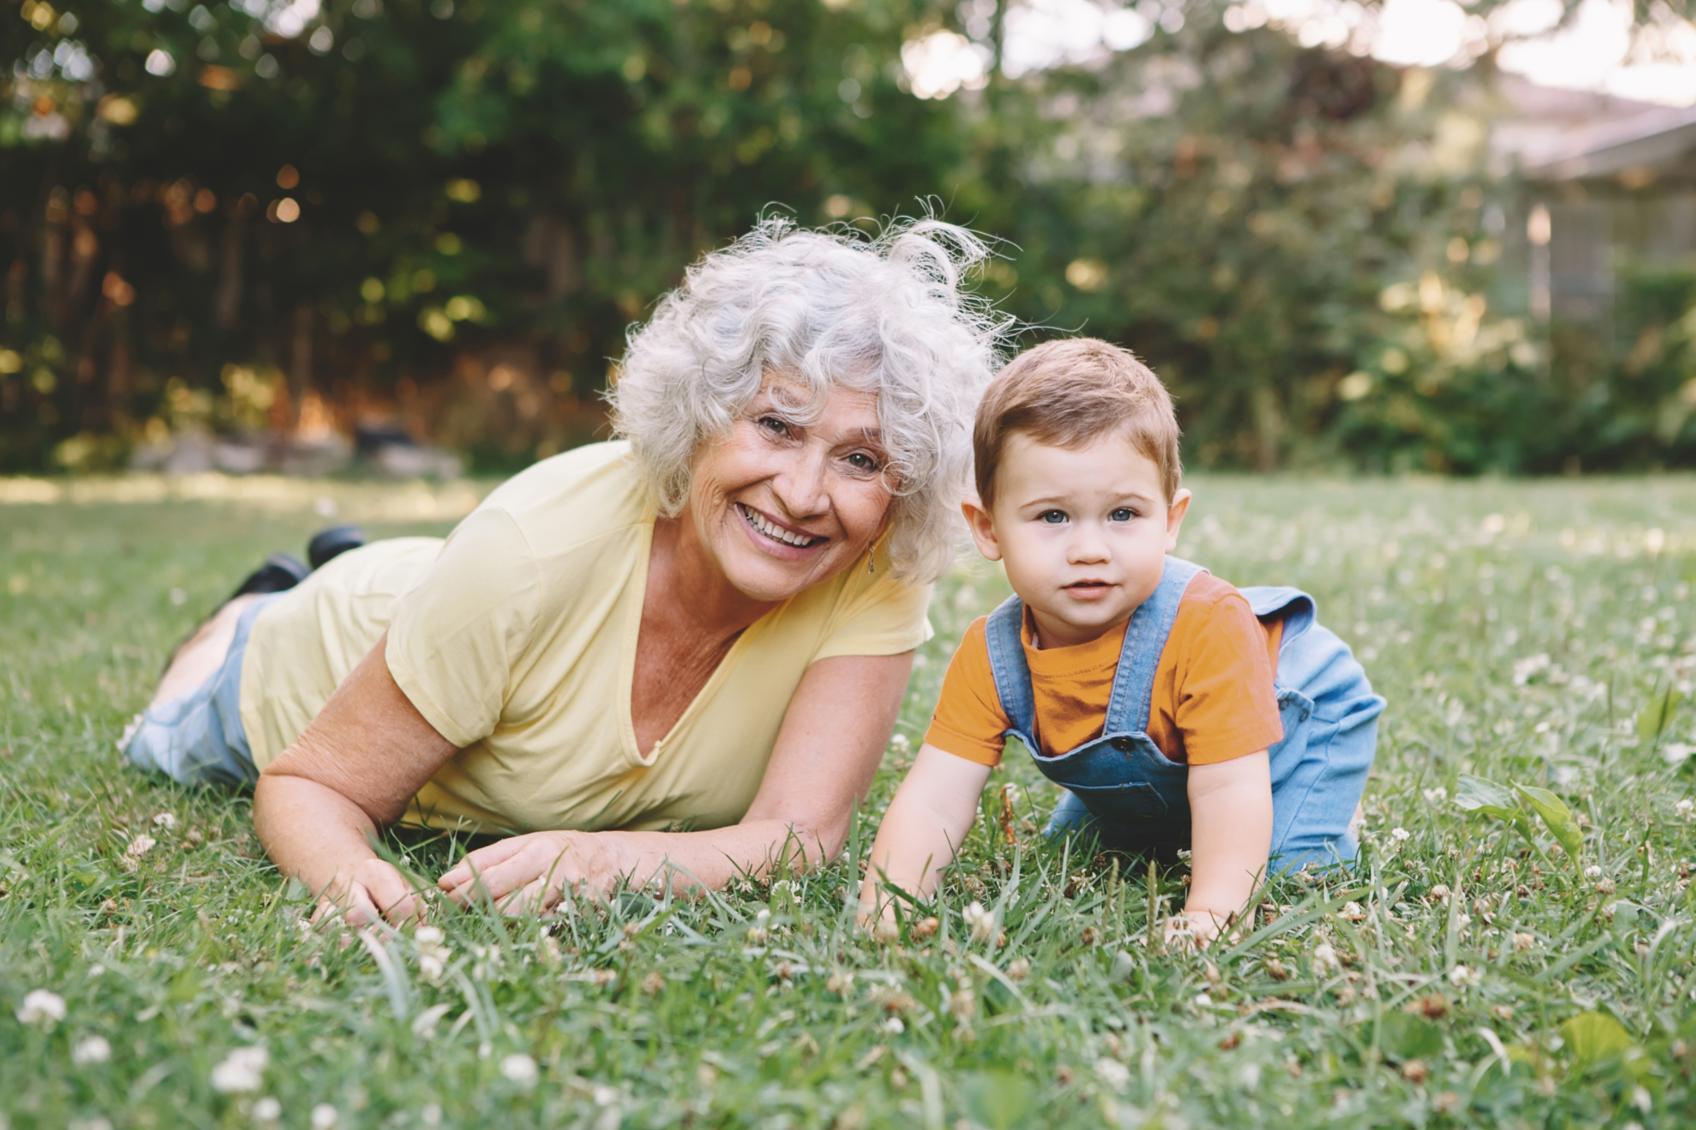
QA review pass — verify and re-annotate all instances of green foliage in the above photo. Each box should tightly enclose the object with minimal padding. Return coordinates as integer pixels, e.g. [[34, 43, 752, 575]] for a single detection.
[[2, 0, 1691, 474], [1454, 773, 1584, 867]]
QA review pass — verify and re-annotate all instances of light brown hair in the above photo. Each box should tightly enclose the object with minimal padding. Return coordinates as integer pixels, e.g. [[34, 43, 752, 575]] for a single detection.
[[973, 338, 1181, 508]]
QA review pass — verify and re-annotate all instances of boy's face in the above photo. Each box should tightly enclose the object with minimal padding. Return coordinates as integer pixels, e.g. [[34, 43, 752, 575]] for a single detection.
[[964, 430, 1190, 649]]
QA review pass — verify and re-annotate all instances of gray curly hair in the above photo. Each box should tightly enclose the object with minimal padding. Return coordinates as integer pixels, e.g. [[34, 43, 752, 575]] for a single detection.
[[607, 216, 1007, 582]]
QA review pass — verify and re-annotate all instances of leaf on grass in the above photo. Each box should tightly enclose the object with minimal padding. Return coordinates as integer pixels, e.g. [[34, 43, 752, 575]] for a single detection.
[[960, 1069, 1037, 1130], [1560, 1011, 1633, 1070], [1513, 783, 1583, 862], [1379, 1010, 1444, 1062], [1453, 774, 1518, 818], [1637, 687, 1684, 743]]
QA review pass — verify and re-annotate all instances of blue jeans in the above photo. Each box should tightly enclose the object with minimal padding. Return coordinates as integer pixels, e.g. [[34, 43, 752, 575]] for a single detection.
[[121, 594, 276, 790], [1039, 586, 1383, 874]]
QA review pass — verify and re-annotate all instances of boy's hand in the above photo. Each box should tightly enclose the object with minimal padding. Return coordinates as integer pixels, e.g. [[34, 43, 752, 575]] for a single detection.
[[1162, 908, 1230, 951], [857, 743, 992, 927], [1184, 751, 1271, 943]]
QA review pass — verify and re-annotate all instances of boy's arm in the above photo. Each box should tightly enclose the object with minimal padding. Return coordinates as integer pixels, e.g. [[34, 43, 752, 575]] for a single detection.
[[858, 743, 993, 927], [1173, 750, 1271, 946]]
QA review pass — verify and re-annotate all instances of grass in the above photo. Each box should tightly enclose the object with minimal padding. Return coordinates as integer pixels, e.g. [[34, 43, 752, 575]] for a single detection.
[[3, 471, 1694, 1129]]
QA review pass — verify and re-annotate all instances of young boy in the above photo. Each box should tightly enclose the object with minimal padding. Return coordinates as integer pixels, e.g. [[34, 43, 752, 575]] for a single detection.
[[860, 339, 1384, 944]]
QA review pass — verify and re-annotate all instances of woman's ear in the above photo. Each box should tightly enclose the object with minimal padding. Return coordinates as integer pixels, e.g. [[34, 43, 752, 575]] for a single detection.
[[962, 496, 1002, 562]]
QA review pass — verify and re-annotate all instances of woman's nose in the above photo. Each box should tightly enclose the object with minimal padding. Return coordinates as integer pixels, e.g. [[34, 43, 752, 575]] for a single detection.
[[773, 447, 830, 517]]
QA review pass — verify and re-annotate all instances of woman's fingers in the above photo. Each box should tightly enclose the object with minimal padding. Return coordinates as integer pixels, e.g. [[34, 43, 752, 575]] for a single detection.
[[442, 836, 576, 907], [438, 834, 538, 891], [500, 874, 565, 917], [362, 864, 425, 925], [310, 879, 382, 930]]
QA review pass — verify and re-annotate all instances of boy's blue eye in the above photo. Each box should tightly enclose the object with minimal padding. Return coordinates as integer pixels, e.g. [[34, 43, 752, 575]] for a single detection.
[[1109, 508, 1136, 522], [1038, 510, 1067, 524]]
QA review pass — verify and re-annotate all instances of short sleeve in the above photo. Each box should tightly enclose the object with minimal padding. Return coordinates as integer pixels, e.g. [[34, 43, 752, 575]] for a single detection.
[[385, 506, 542, 748], [922, 620, 1011, 767], [1172, 591, 1283, 765], [810, 566, 934, 663]]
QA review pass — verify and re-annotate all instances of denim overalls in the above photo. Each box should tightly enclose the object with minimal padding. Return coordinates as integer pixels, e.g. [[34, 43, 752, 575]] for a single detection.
[[986, 557, 1384, 874]]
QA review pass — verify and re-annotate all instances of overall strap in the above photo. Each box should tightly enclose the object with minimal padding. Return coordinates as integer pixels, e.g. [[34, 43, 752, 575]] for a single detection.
[[1103, 556, 1207, 734], [983, 593, 1037, 740]]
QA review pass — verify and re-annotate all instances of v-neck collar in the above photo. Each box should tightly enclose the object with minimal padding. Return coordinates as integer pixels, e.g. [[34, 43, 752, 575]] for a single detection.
[[617, 512, 769, 768]]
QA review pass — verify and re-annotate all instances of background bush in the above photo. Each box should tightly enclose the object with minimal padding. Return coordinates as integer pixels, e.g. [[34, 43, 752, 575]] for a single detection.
[[2, 0, 1691, 474]]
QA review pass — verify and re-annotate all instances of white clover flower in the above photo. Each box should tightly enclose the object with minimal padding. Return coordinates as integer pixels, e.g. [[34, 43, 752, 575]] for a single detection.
[[1390, 827, 1412, 844], [1310, 942, 1340, 975], [945, 981, 977, 1024], [151, 812, 177, 830], [16, 989, 66, 1027], [252, 1097, 282, 1124], [1512, 931, 1536, 953], [962, 901, 996, 944], [1338, 901, 1366, 923], [1094, 1058, 1130, 1089], [1676, 798, 1694, 820], [210, 1046, 268, 1094], [1584, 864, 1603, 880], [71, 1035, 111, 1065], [125, 834, 156, 859], [1421, 786, 1448, 804], [500, 1053, 539, 1090], [413, 925, 451, 984], [883, 1016, 905, 1035], [310, 1104, 339, 1130], [889, 732, 912, 756], [1447, 964, 1480, 987]]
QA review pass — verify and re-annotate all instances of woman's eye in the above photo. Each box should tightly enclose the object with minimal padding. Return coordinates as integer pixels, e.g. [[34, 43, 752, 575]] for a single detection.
[[1110, 508, 1136, 522], [1038, 510, 1067, 524], [757, 415, 791, 437], [845, 451, 883, 474]]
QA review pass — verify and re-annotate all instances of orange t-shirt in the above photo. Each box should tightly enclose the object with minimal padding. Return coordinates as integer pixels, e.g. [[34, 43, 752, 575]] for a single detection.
[[925, 572, 1285, 767]]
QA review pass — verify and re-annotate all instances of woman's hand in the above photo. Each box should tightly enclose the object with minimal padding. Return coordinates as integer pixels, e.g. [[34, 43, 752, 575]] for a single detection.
[[310, 857, 426, 928], [437, 831, 629, 913]]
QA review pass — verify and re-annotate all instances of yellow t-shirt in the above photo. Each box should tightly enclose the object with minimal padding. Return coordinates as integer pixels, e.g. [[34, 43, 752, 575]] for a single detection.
[[239, 441, 933, 834]]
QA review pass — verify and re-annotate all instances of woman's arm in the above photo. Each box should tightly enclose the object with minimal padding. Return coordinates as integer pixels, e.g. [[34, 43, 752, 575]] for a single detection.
[[857, 744, 992, 925], [1168, 750, 1271, 947], [254, 634, 458, 925], [437, 650, 914, 910]]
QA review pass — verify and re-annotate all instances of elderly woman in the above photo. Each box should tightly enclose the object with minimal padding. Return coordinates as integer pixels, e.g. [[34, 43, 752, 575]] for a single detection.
[[123, 218, 1001, 924]]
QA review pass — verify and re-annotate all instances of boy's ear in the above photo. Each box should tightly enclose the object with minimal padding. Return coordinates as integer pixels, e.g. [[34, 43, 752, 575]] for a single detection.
[[1163, 487, 1192, 552], [961, 496, 1002, 561]]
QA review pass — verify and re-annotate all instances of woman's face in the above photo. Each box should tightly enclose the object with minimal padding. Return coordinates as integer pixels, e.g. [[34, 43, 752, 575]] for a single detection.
[[683, 375, 893, 607]]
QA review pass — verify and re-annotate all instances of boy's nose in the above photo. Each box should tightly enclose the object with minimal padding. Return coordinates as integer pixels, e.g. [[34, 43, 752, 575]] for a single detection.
[[1068, 527, 1109, 563]]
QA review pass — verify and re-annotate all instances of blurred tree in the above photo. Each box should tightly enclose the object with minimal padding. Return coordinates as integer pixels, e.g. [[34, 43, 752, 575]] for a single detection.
[[1, 0, 969, 469], [2, 0, 1690, 474]]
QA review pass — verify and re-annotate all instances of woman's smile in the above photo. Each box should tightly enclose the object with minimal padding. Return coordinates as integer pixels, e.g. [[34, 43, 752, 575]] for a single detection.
[[735, 502, 827, 553]]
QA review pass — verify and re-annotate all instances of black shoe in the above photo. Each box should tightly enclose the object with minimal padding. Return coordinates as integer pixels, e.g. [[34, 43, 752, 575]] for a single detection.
[[228, 552, 311, 601], [161, 553, 310, 676], [307, 524, 367, 570]]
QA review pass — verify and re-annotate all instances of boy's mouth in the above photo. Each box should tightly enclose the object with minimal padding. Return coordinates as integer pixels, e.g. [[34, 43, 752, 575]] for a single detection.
[[1063, 580, 1114, 599]]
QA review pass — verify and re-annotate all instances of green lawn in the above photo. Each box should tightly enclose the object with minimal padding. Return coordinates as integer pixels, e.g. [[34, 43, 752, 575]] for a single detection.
[[3, 472, 1694, 1128]]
